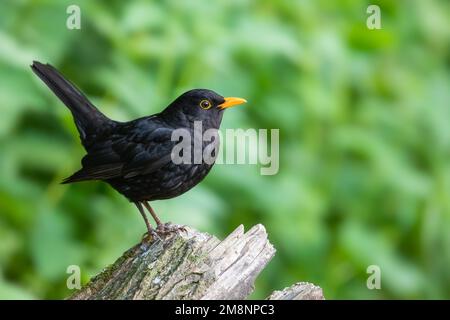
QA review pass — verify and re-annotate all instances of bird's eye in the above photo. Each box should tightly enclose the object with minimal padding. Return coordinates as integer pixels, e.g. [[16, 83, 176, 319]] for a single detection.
[[199, 99, 212, 110]]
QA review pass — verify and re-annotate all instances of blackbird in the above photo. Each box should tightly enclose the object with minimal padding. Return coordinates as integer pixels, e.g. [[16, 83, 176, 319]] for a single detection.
[[31, 61, 246, 237]]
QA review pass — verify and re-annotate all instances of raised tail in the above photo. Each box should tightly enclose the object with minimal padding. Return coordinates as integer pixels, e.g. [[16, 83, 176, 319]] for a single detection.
[[31, 61, 110, 141]]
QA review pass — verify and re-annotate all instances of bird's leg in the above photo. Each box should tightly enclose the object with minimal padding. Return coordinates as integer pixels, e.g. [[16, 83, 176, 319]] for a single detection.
[[143, 201, 186, 235], [142, 201, 162, 226], [134, 202, 159, 241]]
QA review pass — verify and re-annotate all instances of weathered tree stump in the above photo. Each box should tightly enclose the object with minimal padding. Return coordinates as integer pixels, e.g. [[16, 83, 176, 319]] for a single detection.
[[69, 224, 324, 300]]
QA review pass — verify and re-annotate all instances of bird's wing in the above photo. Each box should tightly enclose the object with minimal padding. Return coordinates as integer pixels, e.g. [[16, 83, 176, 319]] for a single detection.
[[63, 122, 177, 183], [116, 127, 176, 178]]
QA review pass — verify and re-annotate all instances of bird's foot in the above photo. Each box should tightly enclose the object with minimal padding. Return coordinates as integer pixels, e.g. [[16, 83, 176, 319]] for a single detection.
[[156, 222, 187, 236], [141, 228, 162, 243]]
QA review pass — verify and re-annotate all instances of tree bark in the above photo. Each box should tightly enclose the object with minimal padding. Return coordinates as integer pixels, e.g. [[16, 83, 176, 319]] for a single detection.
[[69, 224, 324, 300], [267, 282, 324, 300]]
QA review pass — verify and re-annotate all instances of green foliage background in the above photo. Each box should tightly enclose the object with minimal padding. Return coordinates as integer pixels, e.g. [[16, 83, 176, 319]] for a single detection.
[[0, 0, 449, 299]]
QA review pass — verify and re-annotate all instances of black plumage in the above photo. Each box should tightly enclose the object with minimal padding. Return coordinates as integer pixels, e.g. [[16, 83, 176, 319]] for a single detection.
[[31, 61, 246, 237]]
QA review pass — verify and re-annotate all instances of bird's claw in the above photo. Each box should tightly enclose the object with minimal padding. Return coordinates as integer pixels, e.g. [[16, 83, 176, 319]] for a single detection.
[[141, 223, 187, 242], [141, 229, 162, 242], [156, 222, 187, 236]]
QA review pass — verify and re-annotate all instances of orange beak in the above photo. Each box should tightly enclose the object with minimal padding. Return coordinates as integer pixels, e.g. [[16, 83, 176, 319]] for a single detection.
[[218, 97, 247, 109]]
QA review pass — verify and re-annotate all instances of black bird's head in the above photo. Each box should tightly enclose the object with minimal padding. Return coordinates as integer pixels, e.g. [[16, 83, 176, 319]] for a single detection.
[[161, 89, 246, 129]]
